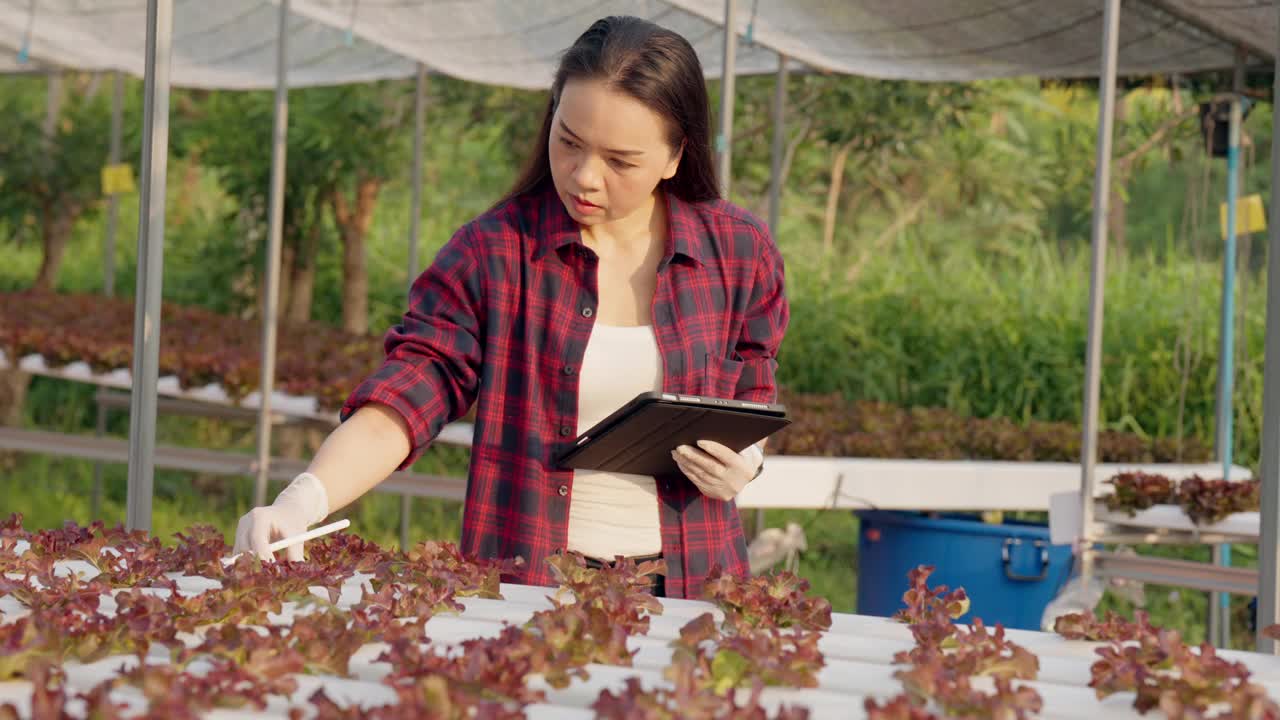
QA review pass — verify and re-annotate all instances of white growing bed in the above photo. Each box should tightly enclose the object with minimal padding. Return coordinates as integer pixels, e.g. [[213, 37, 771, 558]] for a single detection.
[[0, 351, 476, 447], [4, 546, 1280, 719]]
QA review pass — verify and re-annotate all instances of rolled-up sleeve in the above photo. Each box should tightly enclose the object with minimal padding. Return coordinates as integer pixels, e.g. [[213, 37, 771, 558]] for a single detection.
[[733, 228, 789, 404], [340, 225, 485, 469]]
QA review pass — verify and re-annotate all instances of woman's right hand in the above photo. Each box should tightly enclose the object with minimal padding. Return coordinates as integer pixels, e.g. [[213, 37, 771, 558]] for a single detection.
[[233, 504, 310, 562], [232, 472, 330, 562]]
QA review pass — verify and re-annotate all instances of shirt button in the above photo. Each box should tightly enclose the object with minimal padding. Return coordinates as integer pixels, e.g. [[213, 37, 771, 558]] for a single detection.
[[560, 425, 573, 437], [558, 485, 569, 497], [581, 307, 594, 318], [562, 365, 575, 376]]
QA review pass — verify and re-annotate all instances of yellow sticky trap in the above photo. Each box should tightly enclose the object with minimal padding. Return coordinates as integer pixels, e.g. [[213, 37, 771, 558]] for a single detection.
[[101, 163, 135, 195], [1220, 193, 1267, 239]]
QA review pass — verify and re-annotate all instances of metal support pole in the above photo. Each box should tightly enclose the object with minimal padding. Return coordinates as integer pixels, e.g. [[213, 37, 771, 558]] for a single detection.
[[105, 70, 123, 300], [125, 0, 173, 532], [93, 70, 124, 520], [407, 63, 426, 290], [254, 0, 290, 508], [1076, 0, 1122, 592], [400, 62, 428, 552], [715, 0, 738, 198], [1212, 50, 1248, 649], [767, 53, 788, 234], [92, 395, 108, 519], [43, 71, 61, 137], [1255, 0, 1280, 655]]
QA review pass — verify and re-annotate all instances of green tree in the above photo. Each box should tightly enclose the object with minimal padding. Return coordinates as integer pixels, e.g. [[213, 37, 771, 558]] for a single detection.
[[718, 72, 978, 268], [197, 81, 414, 333], [195, 88, 333, 326], [0, 73, 134, 291], [294, 83, 413, 335]]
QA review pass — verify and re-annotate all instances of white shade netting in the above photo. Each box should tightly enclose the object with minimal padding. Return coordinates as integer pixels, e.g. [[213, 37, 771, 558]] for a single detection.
[[665, 0, 1277, 81], [0, 1, 1274, 91], [0, 0, 789, 89]]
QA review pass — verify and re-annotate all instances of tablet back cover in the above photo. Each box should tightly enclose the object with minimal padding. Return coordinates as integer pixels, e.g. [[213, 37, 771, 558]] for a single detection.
[[556, 400, 790, 477]]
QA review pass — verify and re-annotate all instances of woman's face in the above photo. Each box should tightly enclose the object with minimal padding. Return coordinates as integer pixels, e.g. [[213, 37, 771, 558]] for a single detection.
[[549, 77, 682, 228]]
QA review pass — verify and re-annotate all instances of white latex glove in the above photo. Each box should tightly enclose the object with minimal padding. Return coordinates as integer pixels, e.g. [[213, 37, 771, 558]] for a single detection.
[[671, 440, 764, 502], [232, 472, 330, 562]]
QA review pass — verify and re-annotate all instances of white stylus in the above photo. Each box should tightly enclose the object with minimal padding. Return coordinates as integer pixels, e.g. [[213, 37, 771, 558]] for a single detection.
[[223, 518, 351, 564]]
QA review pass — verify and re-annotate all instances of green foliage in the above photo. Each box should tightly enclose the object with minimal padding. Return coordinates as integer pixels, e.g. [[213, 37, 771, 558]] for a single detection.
[[0, 74, 139, 243], [778, 239, 1251, 457], [188, 84, 411, 316], [196, 81, 414, 209]]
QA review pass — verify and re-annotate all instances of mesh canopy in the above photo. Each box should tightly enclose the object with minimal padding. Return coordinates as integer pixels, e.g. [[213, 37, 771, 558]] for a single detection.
[[288, 0, 789, 89], [0, 1, 1272, 90], [665, 0, 1275, 81], [0, 1, 417, 89], [0, 0, 788, 89]]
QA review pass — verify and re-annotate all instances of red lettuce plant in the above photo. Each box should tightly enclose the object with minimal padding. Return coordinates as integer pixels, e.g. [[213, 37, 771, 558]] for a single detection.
[[1178, 476, 1261, 526], [1103, 472, 1177, 516], [700, 566, 832, 633]]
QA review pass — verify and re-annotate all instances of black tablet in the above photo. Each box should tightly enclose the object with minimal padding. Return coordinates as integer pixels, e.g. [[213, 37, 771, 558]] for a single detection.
[[554, 391, 791, 477]]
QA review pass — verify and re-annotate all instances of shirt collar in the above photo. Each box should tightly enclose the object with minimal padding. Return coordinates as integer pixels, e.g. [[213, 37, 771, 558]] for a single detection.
[[662, 191, 706, 267], [530, 184, 705, 267], [527, 183, 578, 261]]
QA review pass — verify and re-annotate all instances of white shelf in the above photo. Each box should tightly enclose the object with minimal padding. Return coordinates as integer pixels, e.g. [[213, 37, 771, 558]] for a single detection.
[[1094, 503, 1260, 540], [739, 457, 1251, 511], [0, 350, 475, 448]]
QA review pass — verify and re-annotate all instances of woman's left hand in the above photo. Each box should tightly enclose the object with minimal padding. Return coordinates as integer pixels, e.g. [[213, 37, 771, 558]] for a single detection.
[[672, 440, 762, 501]]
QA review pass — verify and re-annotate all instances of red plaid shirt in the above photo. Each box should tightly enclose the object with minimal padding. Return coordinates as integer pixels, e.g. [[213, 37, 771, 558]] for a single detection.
[[340, 183, 789, 598]]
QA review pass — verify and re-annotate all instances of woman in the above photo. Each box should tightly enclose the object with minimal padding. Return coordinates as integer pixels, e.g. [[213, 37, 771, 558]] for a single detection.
[[232, 15, 789, 599]]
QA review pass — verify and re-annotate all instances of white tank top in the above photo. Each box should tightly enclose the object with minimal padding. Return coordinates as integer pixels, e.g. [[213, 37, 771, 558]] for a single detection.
[[566, 323, 664, 559]]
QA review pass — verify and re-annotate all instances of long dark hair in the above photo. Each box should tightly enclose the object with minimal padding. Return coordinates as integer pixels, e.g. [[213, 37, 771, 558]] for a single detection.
[[497, 16, 719, 207]]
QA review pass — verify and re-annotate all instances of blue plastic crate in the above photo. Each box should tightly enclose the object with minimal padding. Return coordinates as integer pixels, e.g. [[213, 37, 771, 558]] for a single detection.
[[855, 510, 1075, 630]]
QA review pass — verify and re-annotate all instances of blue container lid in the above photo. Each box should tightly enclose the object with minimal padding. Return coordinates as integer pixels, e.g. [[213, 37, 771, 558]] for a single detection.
[[855, 510, 1050, 540]]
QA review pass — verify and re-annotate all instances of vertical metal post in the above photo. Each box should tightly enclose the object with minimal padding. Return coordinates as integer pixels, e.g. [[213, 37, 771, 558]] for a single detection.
[[407, 63, 426, 290], [1255, 0, 1280, 654], [44, 71, 61, 137], [400, 62, 428, 551], [92, 397, 108, 519], [92, 71, 124, 520], [1076, 0, 1122, 591], [399, 497, 412, 551], [254, 0, 290, 508], [105, 71, 123, 300], [125, 0, 174, 533], [715, 0, 738, 198], [767, 53, 788, 234], [1212, 51, 1248, 649]]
